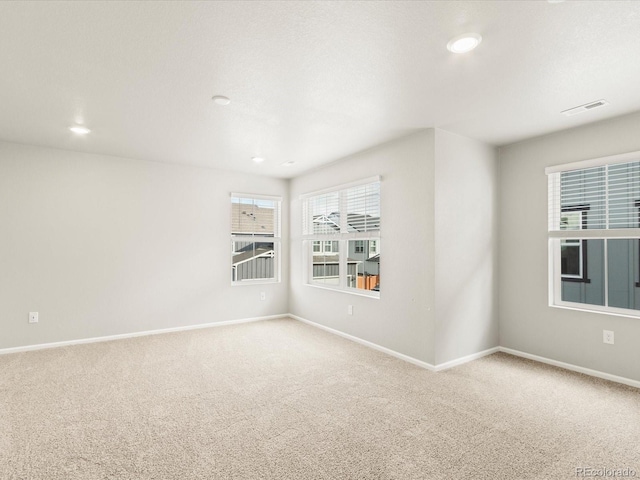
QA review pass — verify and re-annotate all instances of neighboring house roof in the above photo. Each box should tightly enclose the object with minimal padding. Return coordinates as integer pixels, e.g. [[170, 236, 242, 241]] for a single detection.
[[345, 213, 380, 232], [368, 254, 380, 262], [312, 212, 380, 233], [231, 203, 275, 235], [232, 247, 274, 266]]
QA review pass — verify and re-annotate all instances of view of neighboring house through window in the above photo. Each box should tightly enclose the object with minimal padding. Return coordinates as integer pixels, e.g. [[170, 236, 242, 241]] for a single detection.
[[560, 207, 589, 282], [547, 156, 640, 316], [313, 240, 339, 253], [302, 177, 380, 296], [231, 194, 281, 284]]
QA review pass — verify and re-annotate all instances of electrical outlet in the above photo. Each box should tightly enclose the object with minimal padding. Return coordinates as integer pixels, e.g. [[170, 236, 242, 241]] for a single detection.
[[348, 305, 353, 315], [603, 330, 614, 345], [260, 292, 266, 301], [29, 312, 39, 324]]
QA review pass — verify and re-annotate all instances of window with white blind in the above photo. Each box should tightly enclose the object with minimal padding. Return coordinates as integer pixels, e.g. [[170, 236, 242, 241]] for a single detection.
[[231, 194, 281, 284], [547, 152, 640, 316], [302, 177, 381, 297]]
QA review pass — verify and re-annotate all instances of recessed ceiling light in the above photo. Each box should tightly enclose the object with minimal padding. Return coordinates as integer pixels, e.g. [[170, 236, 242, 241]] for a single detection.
[[212, 95, 231, 106], [252, 156, 265, 164], [69, 125, 91, 135], [281, 161, 295, 167], [447, 33, 482, 54]]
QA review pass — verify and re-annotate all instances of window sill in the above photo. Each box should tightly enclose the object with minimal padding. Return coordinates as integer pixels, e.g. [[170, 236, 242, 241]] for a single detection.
[[232, 279, 280, 286], [549, 302, 640, 320], [304, 282, 380, 299], [561, 277, 591, 284]]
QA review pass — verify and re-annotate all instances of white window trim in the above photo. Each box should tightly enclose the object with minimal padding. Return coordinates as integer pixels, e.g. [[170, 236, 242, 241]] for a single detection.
[[545, 150, 640, 175], [231, 194, 282, 285], [299, 176, 381, 200], [550, 233, 640, 316], [547, 153, 640, 318], [230, 192, 282, 202], [560, 239, 583, 279], [302, 178, 381, 298], [305, 238, 381, 297]]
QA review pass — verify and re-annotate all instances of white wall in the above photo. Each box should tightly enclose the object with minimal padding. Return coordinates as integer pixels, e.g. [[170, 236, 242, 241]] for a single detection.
[[289, 131, 437, 364], [434, 130, 498, 365], [499, 111, 640, 382], [0, 141, 289, 349]]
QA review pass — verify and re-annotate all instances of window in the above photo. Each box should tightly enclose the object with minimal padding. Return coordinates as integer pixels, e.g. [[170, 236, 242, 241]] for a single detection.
[[302, 177, 381, 297], [547, 153, 640, 316], [312, 241, 339, 254], [369, 240, 378, 258], [560, 207, 589, 282], [231, 194, 281, 284]]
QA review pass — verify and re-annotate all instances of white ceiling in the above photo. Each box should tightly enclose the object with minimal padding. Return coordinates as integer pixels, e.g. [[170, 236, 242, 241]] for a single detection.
[[1, 1, 640, 178]]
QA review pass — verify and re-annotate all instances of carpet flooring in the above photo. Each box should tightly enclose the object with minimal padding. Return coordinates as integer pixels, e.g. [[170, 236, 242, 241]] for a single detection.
[[1, 317, 639, 479]]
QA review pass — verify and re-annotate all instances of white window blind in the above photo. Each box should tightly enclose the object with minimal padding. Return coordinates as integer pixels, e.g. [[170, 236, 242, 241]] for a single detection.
[[345, 182, 381, 233], [303, 192, 340, 236], [548, 161, 640, 234], [303, 178, 381, 237]]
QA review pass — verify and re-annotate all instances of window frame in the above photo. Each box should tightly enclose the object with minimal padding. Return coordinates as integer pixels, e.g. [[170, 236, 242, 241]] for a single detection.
[[547, 152, 640, 318], [636, 200, 640, 288], [369, 240, 378, 258], [560, 206, 590, 283], [230, 193, 282, 285], [302, 177, 381, 298]]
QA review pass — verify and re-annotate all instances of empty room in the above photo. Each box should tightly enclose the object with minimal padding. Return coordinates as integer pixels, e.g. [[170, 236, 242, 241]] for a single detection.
[[1, 1, 639, 479]]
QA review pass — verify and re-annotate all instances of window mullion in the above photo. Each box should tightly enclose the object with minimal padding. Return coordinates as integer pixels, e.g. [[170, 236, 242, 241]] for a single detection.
[[605, 164, 610, 229], [339, 238, 347, 290], [604, 238, 609, 307], [338, 190, 347, 289], [339, 190, 347, 233]]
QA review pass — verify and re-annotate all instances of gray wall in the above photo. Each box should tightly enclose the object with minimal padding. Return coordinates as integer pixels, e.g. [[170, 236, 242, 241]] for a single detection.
[[499, 111, 640, 382], [12, 111, 639, 383], [290, 130, 437, 364], [434, 130, 499, 365], [0, 141, 289, 349], [289, 129, 499, 366]]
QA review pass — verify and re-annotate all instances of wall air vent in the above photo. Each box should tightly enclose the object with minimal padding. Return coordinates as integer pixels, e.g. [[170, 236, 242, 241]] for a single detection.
[[561, 99, 609, 117]]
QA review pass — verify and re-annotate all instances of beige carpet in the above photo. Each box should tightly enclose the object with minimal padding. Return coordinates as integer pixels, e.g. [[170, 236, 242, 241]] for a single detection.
[[1, 318, 638, 480]]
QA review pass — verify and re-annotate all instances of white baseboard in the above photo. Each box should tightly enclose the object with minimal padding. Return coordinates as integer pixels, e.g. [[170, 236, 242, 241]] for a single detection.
[[288, 315, 640, 388], [4, 313, 637, 389], [0, 314, 287, 355], [499, 347, 640, 389], [291, 314, 452, 371], [433, 347, 501, 372], [289, 314, 436, 371], [289, 314, 498, 372]]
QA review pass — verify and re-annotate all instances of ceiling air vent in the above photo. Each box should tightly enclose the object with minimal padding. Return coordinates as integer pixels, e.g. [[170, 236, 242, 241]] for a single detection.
[[561, 100, 609, 117]]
